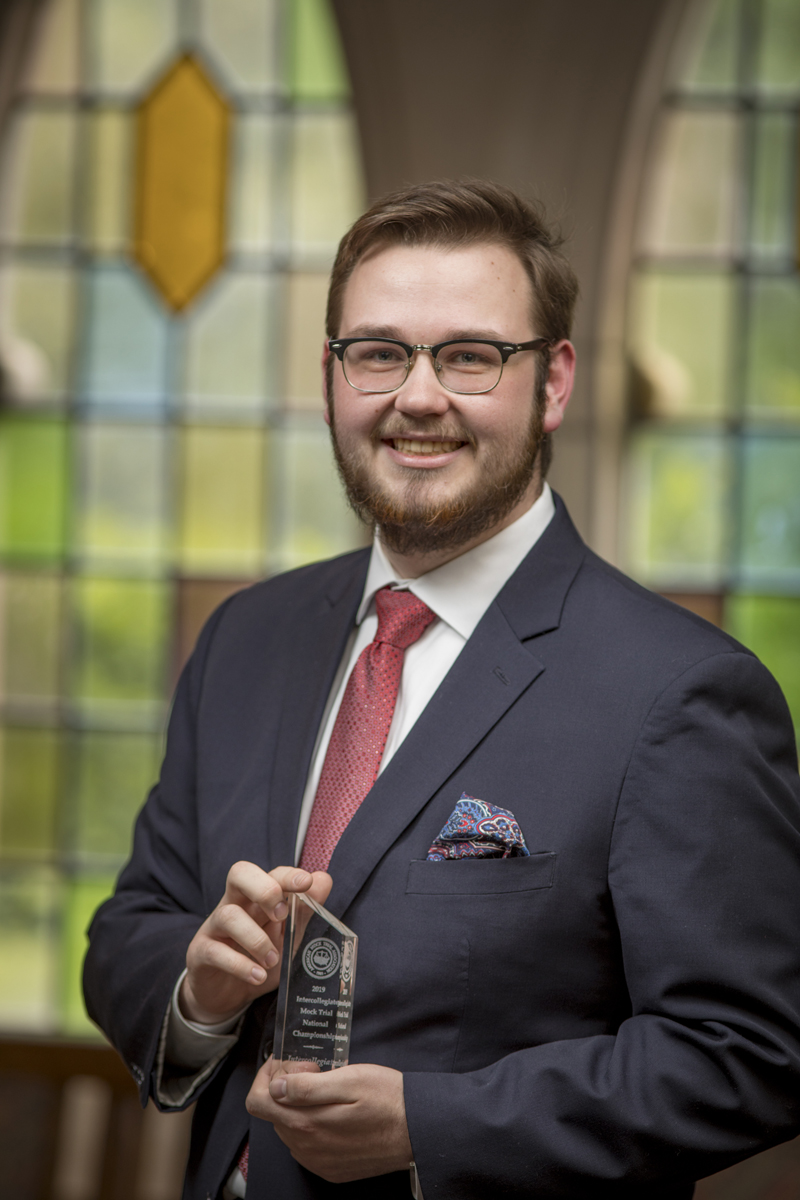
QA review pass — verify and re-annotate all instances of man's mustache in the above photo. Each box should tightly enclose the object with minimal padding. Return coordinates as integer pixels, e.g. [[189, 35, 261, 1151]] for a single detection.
[[371, 417, 477, 449]]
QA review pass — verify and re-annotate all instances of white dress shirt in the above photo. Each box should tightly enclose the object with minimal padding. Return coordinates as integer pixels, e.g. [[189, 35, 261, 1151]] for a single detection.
[[157, 486, 556, 1195]]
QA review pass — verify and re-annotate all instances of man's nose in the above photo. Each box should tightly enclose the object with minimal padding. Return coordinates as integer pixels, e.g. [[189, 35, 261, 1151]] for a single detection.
[[392, 350, 451, 415]]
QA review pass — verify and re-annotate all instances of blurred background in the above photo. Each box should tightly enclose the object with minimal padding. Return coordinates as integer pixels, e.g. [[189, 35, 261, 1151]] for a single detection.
[[0, 0, 797, 1196]]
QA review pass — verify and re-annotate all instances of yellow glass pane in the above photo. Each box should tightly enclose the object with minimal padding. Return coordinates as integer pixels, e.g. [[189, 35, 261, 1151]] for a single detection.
[[627, 271, 735, 418], [230, 115, 277, 255], [1, 573, 62, 705], [84, 110, 132, 254], [290, 114, 364, 261], [638, 111, 740, 254], [179, 427, 266, 575], [0, 266, 75, 402], [1, 111, 77, 245], [273, 423, 363, 571], [0, 727, 61, 856], [0, 867, 60, 1031], [134, 55, 231, 311], [75, 424, 169, 569], [91, 0, 178, 93], [284, 272, 329, 409], [23, 0, 80, 95], [200, 0, 279, 90], [184, 274, 273, 415]]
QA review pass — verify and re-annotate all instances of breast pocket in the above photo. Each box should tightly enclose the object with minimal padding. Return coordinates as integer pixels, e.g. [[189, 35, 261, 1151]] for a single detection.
[[405, 851, 556, 895]]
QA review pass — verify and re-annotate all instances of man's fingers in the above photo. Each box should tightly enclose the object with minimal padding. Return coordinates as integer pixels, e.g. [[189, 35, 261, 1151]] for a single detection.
[[225, 861, 296, 922], [269, 1064, 359, 1106], [206, 903, 280, 968], [193, 936, 269, 985]]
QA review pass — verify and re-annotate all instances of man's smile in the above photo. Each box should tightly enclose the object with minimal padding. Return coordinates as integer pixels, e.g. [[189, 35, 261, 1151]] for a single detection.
[[389, 437, 466, 456]]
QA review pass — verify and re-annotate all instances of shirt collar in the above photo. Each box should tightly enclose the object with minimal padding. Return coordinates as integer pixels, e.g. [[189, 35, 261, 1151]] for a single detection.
[[355, 483, 556, 639]]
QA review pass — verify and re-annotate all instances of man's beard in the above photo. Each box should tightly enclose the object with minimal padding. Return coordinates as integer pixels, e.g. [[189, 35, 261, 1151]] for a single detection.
[[329, 391, 546, 557]]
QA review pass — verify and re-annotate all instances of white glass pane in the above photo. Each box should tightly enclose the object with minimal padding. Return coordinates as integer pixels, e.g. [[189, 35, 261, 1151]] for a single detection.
[[678, 0, 740, 92], [183, 273, 273, 416], [750, 113, 796, 258], [0, 867, 60, 1031], [80, 268, 169, 411], [23, 0, 80, 95], [628, 271, 735, 417], [91, 0, 179, 93], [229, 114, 278, 255], [639, 111, 740, 255], [1, 111, 77, 246], [290, 113, 365, 263], [199, 0, 279, 91], [0, 266, 75, 403], [83, 110, 132, 255], [284, 272, 329, 410], [756, 0, 800, 94]]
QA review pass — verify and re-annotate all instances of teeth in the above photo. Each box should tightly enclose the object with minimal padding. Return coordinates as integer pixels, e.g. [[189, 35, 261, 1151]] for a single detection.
[[393, 438, 462, 455]]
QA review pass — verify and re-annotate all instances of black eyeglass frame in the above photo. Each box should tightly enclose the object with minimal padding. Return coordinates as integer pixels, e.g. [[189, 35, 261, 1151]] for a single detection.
[[327, 335, 552, 395]]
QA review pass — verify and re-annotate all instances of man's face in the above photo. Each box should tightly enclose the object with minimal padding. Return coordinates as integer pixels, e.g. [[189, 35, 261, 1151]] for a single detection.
[[326, 241, 568, 558]]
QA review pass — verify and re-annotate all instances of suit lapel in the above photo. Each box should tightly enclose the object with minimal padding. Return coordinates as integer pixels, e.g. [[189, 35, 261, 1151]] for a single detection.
[[324, 496, 588, 920], [266, 551, 369, 868]]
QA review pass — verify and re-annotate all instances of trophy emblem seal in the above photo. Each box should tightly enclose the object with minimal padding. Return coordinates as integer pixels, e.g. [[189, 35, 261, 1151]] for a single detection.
[[302, 937, 341, 980]]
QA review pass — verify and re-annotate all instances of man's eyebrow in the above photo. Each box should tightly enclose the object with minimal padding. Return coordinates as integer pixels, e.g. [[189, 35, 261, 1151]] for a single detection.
[[341, 325, 511, 341]]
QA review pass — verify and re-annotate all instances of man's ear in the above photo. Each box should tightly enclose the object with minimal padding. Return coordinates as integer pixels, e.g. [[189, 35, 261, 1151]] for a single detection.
[[542, 340, 576, 434], [321, 340, 332, 427]]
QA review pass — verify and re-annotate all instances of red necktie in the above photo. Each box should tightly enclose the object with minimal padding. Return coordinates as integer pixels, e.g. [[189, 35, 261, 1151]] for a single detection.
[[299, 587, 436, 874], [236, 591, 435, 1186]]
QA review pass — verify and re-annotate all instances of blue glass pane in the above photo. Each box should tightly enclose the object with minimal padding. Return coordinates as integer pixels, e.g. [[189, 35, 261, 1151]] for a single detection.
[[79, 268, 169, 411], [739, 437, 800, 587]]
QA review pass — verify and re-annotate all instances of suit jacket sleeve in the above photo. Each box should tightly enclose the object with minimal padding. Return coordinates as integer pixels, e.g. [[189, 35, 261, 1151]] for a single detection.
[[83, 598, 235, 1109], [403, 649, 800, 1196]]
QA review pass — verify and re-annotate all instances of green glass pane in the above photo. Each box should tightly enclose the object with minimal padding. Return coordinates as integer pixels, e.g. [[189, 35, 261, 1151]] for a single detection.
[[24, 0, 80, 95], [0, 727, 61, 855], [183, 275, 273, 416], [290, 0, 349, 100], [70, 732, 160, 859], [0, 417, 69, 561], [83, 110, 132, 255], [179, 427, 267, 575], [71, 578, 170, 719], [628, 272, 735, 417], [0, 266, 76, 402], [725, 595, 800, 735], [76, 424, 169, 569], [750, 113, 795, 257], [639, 111, 740, 254], [0, 867, 59, 1030], [91, 0, 178, 93], [290, 114, 365, 260], [756, 0, 800, 92], [1, 574, 62, 704], [739, 437, 800, 585], [200, 0, 278, 90], [230, 115, 277, 255], [627, 430, 730, 587], [60, 874, 115, 1036], [2, 111, 77, 245], [745, 280, 800, 418], [680, 0, 740, 90], [273, 424, 363, 571]]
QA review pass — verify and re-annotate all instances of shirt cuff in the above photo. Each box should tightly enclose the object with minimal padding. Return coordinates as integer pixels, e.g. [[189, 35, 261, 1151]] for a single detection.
[[155, 969, 248, 1108]]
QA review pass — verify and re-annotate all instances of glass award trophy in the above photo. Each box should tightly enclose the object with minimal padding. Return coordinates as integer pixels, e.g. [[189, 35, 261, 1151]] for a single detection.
[[273, 893, 358, 1070]]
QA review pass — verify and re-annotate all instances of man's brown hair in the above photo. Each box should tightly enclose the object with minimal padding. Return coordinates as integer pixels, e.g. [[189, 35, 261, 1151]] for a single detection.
[[326, 178, 578, 343]]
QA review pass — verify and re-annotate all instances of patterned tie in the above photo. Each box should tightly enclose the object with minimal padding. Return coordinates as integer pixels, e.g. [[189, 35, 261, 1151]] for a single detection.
[[300, 587, 436, 874]]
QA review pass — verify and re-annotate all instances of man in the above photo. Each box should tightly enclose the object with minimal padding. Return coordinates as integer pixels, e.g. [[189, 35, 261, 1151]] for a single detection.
[[85, 180, 800, 1199]]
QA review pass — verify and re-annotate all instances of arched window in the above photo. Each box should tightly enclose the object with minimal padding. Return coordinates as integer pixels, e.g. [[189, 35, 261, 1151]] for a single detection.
[[626, 0, 800, 738], [0, 0, 365, 1034]]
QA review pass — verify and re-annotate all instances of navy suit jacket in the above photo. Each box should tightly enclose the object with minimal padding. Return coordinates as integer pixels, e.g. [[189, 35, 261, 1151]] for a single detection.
[[84, 497, 800, 1199]]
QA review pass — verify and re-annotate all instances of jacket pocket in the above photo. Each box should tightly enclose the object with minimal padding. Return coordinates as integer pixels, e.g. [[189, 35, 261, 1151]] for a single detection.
[[405, 851, 556, 895]]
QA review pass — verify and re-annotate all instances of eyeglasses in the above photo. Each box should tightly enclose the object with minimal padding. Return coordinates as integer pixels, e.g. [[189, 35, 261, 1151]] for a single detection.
[[328, 336, 551, 396]]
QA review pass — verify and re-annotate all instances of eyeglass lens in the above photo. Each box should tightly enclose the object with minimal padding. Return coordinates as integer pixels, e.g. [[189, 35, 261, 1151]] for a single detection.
[[342, 341, 504, 394]]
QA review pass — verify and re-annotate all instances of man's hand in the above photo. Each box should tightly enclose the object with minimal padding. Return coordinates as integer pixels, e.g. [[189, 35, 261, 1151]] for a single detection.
[[246, 1058, 413, 1184], [180, 863, 332, 1024]]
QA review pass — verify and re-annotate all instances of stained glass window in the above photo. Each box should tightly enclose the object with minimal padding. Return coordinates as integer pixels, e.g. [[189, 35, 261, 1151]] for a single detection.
[[0, 0, 365, 1034], [625, 0, 800, 743]]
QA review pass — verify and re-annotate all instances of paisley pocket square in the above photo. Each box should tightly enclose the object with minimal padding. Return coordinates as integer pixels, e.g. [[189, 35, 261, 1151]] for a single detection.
[[427, 793, 530, 860]]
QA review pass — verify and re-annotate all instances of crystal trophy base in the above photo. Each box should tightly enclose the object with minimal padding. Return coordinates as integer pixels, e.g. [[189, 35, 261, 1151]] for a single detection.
[[273, 893, 357, 1071]]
